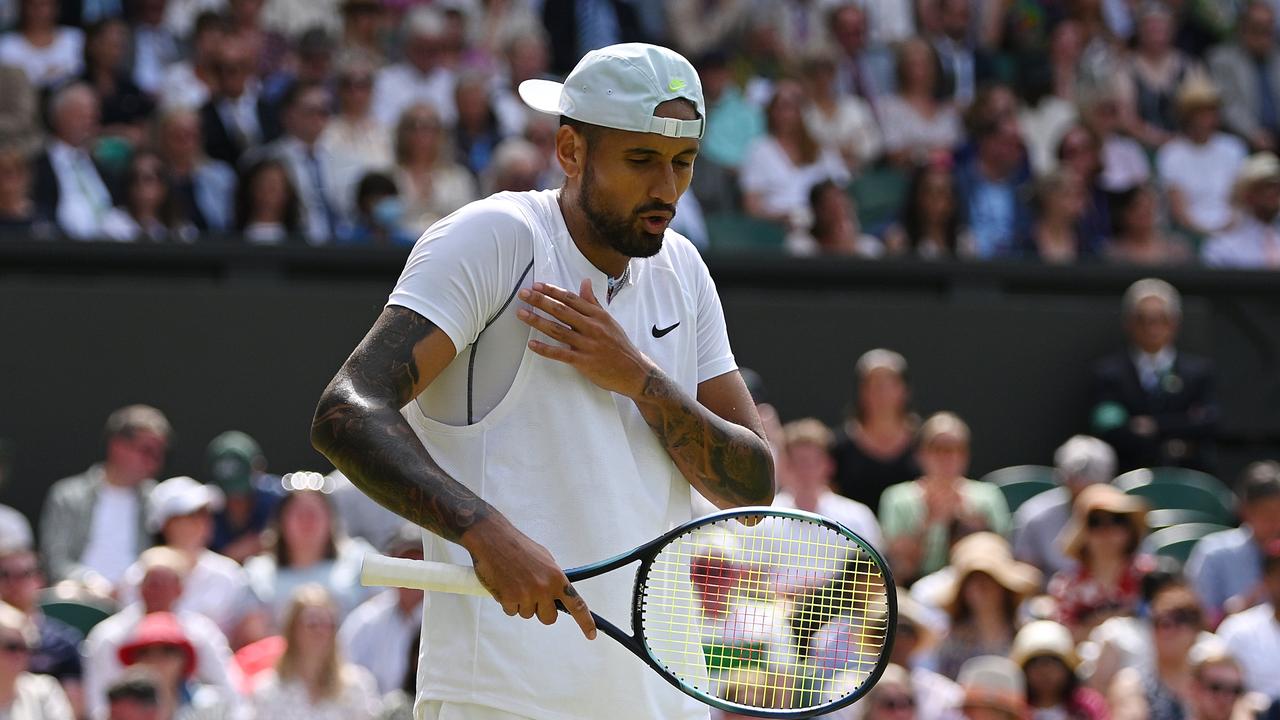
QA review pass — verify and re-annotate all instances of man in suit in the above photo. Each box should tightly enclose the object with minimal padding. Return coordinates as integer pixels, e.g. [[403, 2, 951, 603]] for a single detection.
[[1090, 279, 1219, 473], [31, 82, 116, 240], [1209, 1, 1280, 152], [199, 35, 275, 166], [251, 82, 342, 244]]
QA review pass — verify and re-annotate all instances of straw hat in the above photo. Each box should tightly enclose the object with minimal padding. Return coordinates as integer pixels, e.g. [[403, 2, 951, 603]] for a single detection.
[[958, 655, 1027, 720], [1010, 620, 1079, 671], [1059, 484, 1149, 561], [1175, 75, 1221, 118], [1232, 152, 1280, 204], [941, 533, 1042, 617]]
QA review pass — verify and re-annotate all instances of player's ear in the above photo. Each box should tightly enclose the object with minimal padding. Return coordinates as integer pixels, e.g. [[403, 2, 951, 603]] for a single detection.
[[555, 125, 586, 179]]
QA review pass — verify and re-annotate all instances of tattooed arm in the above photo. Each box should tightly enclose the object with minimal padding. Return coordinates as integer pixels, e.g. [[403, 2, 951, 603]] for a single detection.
[[310, 306, 596, 638]]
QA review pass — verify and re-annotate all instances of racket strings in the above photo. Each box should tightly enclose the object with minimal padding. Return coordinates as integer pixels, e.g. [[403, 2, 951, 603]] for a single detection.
[[640, 516, 890, 712]]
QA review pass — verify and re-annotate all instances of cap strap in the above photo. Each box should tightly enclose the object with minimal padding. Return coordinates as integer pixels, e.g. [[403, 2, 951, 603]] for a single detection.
[[644, 116, 704, 139]]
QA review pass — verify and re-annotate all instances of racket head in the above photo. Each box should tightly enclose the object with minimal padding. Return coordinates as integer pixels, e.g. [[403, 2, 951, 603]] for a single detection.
[[631, 506, 896, 718]]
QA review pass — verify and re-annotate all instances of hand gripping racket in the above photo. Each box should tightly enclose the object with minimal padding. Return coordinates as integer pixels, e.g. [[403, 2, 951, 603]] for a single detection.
[[361, 507, 896, 718]]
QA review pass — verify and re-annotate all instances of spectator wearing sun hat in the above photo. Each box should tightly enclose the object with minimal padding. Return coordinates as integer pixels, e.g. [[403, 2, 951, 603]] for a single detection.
[[1048, 484, 1152, 640], [933, 533, 1041, 680], [119, 476, 254, 638], [1202, 152, 1280, 268], [1014, 436, 1118, 581], [117, 611, 232, 720], [957, 655, 1027, 720], [1011, 621, 1108, 720]]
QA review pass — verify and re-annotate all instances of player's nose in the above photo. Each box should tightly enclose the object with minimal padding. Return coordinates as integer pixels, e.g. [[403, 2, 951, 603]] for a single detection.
[[648, 164, 679, 205]]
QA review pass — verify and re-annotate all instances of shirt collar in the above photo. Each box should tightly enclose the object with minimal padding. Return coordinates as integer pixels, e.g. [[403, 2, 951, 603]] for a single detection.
[[1131, 346, 1176, 369]]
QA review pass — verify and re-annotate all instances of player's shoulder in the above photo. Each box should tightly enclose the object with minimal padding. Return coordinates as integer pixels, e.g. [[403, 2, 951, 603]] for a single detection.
[[410, 190, 559, 262]]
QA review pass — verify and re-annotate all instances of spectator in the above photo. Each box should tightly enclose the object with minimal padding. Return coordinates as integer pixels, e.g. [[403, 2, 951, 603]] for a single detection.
[[0, 0, 84, 89], [260, 0, 340, 40], [1086, 560, 1197, 694], [116, 612, 231, 720], [1054, 125, 1112, 256], [199, 35, 272, 166], [954, 107, 1031, 258], [371, 627, 417, 720], [786, 180, 882, 257], [234, 156, 302, 245], [1011, 621, 1109, 720], [1018, 21, 1084, 178], [957, 655, 1028, 720], [1105, 184, 1194, 265], [101, 150, 197, 243], [1118, 3, 1204, 149], [83, 547, 241, 720], [154, 107, 237, 233], [1202, 152, 1280, 269], [934, 534, 1040, 680], [859, 664, 922, 720], [0, 603, 73, 720], [1208, 2, 1280, 153], [1156, 76, 1248, 237], [226, 0, 288, 80], [206, 431, 282, 564], [688, 49, 762, 214], [0, 146, 53, 236], [887, 593, 963, 720], [38, 404, 169, 591], [371, 7, 456, 129], [127, 0, 181, 100], [81, 18, 154, 146], [772, 418, 883, 548], [30, 83, 120, 241], [481, 138, 543, 195], [663, 0, 750, 59], [879, 38, 962, 167], [879, 412, 1011, 584], [119, 476, 253, 638], [490, 29, 551, 139], [336, 172, 413, 247], [930, 0, 978, 108], [739, 79, 849, 227], [261, 27, 335, 112], [391, 103, 476, 236], [1014, 436, 1118, 580], [800, 52, 882, 174], [250, 585, 380, 720], [319, 52, 392, 218], [1078, 85, 1152, 193], [338, 0, 386, 63], [243, 488, 373, 627], [337, 526, 422, 695], [256, 82, 342, 245], [883, 158, 975, 259], [827, 3, 894, 113], [0, 65, 42, 158], [156, 11, 227, 112], [452, 70, 505, 178], [1107, 582, 1210, 720], [1186, 461, 1280, 625], [831, 349, 921, 509], [0, 546, 83, 715], [104, 673, 160, 720], [1214, 538, 1280, 701], [1183, 641, 1262, 720], [1089, 278, 1218, 473], [1048, 484, 1152, 639], [1027, 168, 1088, 263]]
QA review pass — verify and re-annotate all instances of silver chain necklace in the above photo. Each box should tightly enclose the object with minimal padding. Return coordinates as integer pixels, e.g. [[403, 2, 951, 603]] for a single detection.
[[606, 263, 631, 303]]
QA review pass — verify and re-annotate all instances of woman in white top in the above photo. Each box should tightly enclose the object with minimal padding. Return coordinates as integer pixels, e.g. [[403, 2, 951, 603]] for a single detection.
[[739, 79, 850, 227], [320, 52, 393, 217], [878, 38, 961, 167], [799, 53, 882, 173], [392, 103, 478, 237], [0, 604, 73, 720], [0, 0, 84, 89], [250, 585, 380, 720]]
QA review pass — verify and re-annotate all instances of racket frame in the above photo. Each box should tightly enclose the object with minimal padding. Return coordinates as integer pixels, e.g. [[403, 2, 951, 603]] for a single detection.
[[562, 505, 897, 719]]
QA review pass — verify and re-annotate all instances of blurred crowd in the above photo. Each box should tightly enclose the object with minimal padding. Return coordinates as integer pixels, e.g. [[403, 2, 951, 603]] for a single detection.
[[0, 271, 1274, 720], [0, 0, 1279, 266]]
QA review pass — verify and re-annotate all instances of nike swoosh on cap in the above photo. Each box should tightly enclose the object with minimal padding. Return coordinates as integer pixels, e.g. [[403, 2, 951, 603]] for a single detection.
[[652, 322, 680, 338]]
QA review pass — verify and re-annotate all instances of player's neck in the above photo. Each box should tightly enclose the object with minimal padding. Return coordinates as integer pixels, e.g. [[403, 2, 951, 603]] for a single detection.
[[557, 189, 630, 279]]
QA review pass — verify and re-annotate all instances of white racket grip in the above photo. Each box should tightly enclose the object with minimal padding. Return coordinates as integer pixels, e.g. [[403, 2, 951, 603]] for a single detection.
[[360, 554, 491, 598]]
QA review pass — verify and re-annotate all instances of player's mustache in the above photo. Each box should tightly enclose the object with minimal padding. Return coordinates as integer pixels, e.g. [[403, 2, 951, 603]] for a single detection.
[[633, 202, 677, 219]]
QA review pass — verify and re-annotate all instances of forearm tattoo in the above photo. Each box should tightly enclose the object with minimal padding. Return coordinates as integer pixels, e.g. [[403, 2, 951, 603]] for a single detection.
[[634, 367, 774, 507], [311, 306, 492, 541]]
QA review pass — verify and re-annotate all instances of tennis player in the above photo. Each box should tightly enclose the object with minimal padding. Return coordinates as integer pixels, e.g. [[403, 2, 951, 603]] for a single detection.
[[311, 43, 775, 720]]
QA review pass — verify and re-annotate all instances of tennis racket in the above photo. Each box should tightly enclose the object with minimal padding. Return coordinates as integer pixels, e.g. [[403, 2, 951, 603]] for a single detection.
[[361, 506, 896, 718]]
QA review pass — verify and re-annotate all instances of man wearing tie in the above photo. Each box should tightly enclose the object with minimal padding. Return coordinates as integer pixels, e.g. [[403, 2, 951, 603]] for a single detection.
[[254, 82, 341, 244], [1090, 279, 1219, 473], [31, 83, 116, 240]]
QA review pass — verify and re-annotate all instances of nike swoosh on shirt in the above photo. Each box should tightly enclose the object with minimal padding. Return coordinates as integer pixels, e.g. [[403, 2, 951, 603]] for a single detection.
[[651, 322, 680, 338]]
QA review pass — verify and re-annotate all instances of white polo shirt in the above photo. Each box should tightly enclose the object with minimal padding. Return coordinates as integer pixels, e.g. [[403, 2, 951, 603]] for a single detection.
[[387, 189, 736, 720]]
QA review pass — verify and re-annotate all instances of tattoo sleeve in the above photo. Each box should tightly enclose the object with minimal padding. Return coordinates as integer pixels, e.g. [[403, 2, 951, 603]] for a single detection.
[[632, 366, 774, 508], [310, 306, 492, 542]]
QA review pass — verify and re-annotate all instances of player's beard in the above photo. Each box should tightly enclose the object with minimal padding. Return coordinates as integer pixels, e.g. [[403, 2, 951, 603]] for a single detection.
[[577, 162, 673, 258]]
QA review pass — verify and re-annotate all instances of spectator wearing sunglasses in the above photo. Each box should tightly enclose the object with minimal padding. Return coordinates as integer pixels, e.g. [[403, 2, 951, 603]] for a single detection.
[[1214, 539, 1280, 701], [1183, 640, 1260, 720], [1011, 621, 1108, 720], [0, 545, 84, 714], [862, 664, 918, 720], [885, 592, 962, 720], [1049, 484, 1152, 641], [38, 405, 170, 594], [1108, 582, 1214, 720], [0, 603, 72, 720]]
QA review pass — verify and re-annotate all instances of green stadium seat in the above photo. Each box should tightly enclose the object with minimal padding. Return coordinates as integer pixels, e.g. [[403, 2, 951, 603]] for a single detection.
[[1146, 522, 1232, 564], [1145, 508, 1219, 529], [849, 166, 909, 233], [979, 465, 1057, 513], [1117, 468, 1236, 515], [38, 589, 116, 637], [704, 213, 786, 251], [1114, 468, 1235, 526]]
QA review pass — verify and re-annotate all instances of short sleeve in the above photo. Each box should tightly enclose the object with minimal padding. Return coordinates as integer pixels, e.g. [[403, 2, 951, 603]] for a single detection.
[[689, 248, 737, 383], [387, 198, 534, 355]]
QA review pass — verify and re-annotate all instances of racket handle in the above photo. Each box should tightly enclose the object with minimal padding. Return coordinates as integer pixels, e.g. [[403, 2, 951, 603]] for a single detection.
[[360, 554, 491, 598]]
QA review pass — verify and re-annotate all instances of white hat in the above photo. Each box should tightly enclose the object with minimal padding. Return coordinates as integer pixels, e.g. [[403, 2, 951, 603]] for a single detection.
[[147, 476, 224, 533], [518, 43, 706, 139], [0, 506, 33, 555]]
